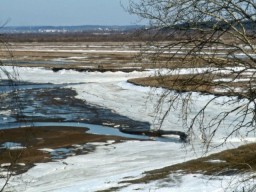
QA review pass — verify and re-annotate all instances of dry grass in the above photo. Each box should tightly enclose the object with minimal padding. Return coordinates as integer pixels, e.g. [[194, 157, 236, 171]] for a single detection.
[[128, 72, 256, 97], [1, 42, 240, 71], [0, 126, 129, 170], [129, 74, 215, 94]]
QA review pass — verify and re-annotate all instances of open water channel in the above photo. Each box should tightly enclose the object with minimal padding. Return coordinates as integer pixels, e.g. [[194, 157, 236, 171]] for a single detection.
[[0, 80, 178, 142]]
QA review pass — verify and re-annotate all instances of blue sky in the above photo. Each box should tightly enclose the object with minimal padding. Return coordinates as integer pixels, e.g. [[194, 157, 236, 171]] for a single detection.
[[0, 0, 141, 26]]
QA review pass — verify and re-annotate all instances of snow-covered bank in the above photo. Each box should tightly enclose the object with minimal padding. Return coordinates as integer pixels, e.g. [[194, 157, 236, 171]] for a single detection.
[[0, 141, 243, 192], [0, 66, 255, 191]]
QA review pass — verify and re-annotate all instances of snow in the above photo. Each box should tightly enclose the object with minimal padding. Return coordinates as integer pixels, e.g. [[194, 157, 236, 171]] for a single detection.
[[0, 142, 26, 150], [0, 110, 12, 116], [0, 66, 255, 191], [213, 78, 251, 82], [205, 159, 226, 163], [1, 163, 11, 168], [214, 87, 244, 93], [39, 148, 55, 153], [0, 141, 238, 192]]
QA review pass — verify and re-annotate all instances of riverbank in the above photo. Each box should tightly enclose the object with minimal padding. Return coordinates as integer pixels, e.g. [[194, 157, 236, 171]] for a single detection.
[[0, 126, 131, 175]]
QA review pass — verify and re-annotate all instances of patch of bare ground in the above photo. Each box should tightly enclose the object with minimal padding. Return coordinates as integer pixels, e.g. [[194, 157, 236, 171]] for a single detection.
[[128, 73, 255, 97], [0, 126, 130, 174], [121, 143, 256, 184], [129, 74, 214, 93]]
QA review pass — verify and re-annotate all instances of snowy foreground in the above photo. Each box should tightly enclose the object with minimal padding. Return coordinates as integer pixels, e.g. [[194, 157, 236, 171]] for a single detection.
[[1, 67, 255, 191]]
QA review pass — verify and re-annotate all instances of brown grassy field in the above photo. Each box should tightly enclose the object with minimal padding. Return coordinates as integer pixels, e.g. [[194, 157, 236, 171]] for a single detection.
[[128, 73, 254, 97], [0, 126, 130, 174]]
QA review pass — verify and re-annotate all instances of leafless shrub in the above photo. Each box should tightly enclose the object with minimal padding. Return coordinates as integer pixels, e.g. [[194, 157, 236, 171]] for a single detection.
[[128, 0, 256, 190], [0, 33, 24, 192], [128, 0, 256, 144]]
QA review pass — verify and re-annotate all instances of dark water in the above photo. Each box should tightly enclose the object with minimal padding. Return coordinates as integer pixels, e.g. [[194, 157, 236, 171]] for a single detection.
[[0, 80, 181, 166], [0, 80, 151, 132]]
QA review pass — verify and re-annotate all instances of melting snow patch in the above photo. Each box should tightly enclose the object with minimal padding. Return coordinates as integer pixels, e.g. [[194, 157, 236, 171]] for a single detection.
[[102, 122, 115, 126], [39, 148, 55, 152], [0, 110, 12, 116], [106, 140, 115, 144], [54, 97, 61, 101], [206, 159, 226, 163], [1, 163, 11, 168], [0, 142, 26, 150]]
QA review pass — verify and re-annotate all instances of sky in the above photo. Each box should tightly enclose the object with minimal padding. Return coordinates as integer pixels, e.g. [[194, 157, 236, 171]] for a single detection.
[[0, 0, 142, 26]]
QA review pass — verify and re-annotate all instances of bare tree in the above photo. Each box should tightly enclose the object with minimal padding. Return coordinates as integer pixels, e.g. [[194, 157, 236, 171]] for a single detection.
[[128, 0, 256, 144], [0, 34, 24, 192], [126, 1, 256, 191]]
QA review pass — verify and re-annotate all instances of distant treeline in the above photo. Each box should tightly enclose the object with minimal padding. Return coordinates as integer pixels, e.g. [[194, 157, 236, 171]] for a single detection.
[[2, 20, 256, 42], [2, 31, 154, 42], [1, 25, 144, 34]]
